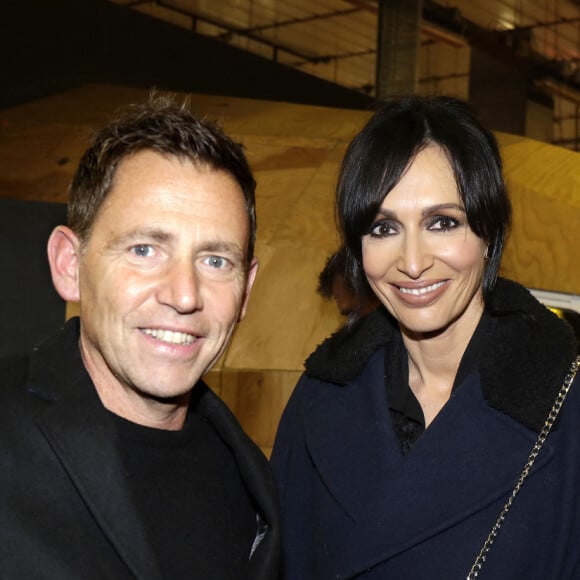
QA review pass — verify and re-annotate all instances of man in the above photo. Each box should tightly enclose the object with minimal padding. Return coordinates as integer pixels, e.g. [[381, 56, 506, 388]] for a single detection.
[[0, 97, 280, 579], [317, 247, 379, 323]]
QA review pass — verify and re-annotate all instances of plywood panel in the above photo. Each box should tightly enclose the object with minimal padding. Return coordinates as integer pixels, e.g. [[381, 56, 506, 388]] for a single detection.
[[204, 369, 302, 457], [2, 84, 578, 452], [498, 134, 580, 294]]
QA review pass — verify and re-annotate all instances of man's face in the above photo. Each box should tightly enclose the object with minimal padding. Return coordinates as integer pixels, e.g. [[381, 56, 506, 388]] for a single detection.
[[331, 277, 360, 318], [74, 151, 257, 419]]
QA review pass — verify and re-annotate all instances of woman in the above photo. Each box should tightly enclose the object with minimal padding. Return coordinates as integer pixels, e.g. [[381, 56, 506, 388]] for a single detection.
[[270, 96, 580, 579]]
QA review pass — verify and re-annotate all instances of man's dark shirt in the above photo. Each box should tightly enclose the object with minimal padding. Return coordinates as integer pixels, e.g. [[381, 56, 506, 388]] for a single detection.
[[113, 388, 257, 579]]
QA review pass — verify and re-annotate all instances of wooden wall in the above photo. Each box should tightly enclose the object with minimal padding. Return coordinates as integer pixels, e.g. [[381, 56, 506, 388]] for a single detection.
[[1, 85, 578, 454]]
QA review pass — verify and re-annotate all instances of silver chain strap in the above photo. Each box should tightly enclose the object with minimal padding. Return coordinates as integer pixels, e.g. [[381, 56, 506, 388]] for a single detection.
[[466, 355, 580, 580]]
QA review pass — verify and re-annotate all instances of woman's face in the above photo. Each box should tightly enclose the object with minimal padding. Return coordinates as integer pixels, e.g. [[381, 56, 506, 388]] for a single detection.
[[361, 144, 487, 340]]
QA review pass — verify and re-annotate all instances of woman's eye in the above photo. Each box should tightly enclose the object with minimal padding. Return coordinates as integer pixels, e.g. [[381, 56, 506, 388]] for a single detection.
[[429, 216, 460, 231], [369, 221, 396, 238], [131, 244, 154, 257]]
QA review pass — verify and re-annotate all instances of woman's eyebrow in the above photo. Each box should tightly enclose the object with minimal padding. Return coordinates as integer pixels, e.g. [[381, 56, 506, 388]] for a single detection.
[[374, 208, 397, 220], [421, 203, 466, 217], [375, 203, 465, 220]]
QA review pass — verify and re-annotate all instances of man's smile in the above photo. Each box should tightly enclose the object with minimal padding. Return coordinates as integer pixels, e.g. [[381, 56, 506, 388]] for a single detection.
[[141, 328, 196, 346]]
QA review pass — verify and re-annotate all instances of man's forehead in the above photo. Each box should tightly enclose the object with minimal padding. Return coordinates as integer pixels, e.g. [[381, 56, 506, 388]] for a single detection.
[[88, 157, 249, 257], [105, 152, 242, 205]]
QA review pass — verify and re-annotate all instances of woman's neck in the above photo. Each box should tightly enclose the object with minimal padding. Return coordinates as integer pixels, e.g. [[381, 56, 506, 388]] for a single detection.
[[401, 306, 483, 427]]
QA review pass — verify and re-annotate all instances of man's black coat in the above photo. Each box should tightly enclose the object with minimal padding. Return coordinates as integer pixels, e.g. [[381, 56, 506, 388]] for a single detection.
[[0, 319, 280, 579]]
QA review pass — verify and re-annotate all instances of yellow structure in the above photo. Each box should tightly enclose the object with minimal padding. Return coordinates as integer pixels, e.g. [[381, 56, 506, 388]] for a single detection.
[[1, 85, 578, 453], [499, 133, 580, 295]]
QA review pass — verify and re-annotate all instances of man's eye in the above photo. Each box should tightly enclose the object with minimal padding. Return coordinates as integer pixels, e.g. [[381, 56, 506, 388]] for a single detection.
[[131, 244, 154, 257], [429, 216, 460, 231], [205, 256, 228, 269]]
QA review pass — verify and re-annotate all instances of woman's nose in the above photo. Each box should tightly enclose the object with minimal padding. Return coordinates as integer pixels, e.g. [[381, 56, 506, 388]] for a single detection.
[[396, 234, 434, 279]]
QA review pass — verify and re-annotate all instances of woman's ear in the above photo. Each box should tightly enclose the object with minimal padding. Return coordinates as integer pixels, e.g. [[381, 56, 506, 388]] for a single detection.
[[47, 226, 82, 302]]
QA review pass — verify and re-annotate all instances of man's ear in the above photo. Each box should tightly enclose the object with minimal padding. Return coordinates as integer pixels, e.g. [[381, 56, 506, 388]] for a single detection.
[[239, 257, 259, 321], [47, 226, 82, 302]]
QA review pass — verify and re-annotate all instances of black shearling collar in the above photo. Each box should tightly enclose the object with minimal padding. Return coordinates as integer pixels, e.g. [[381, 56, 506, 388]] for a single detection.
[[305, 279, 578, 432]]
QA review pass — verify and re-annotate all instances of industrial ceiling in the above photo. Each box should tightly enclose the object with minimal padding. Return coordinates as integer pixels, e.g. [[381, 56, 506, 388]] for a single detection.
[[107, 0, 580, 147], [108, 0, 580, 93]]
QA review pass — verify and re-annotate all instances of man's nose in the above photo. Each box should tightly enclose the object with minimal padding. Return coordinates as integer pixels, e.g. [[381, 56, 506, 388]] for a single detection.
[[157, 261, 203, 313], [396, 234, 434, 279]]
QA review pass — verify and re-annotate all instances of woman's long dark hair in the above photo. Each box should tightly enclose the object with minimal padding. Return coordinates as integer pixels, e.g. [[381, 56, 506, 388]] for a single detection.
[[337, 95, 511, 302]]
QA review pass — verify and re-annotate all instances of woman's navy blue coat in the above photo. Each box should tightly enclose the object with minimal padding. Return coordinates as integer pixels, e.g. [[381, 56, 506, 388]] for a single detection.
[[271, 280, 580, 579]]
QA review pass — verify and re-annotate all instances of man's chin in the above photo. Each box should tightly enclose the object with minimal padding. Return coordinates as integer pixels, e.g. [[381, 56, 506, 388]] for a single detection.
[[149, 393, 189, 405], [135, 380, 197, 405]]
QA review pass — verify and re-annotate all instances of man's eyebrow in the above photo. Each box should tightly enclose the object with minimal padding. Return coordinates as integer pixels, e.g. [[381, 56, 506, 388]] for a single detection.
[[106, 228, 173, 249], [199, 241, 246, 261], [108, 231, 246, 259]]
